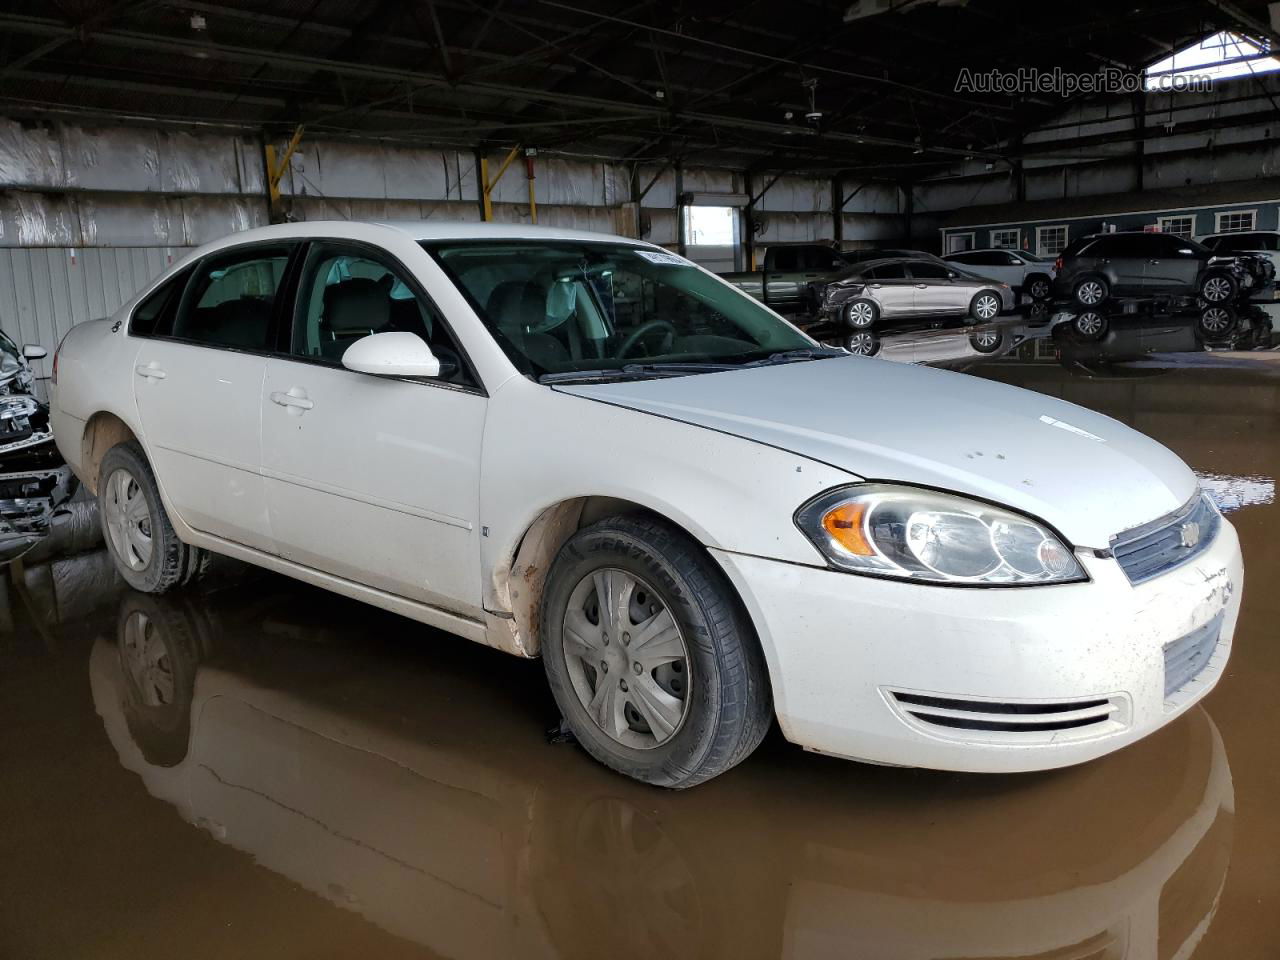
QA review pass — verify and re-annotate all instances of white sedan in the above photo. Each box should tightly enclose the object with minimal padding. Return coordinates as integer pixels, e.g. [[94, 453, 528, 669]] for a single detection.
[[50, 221, 1242, 788]]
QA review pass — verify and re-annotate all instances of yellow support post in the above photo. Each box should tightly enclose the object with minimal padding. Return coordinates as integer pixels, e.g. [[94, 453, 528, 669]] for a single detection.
[[525, 148, 538, 224], [480, 145, 522, 222], [264, 124, 305, 223]]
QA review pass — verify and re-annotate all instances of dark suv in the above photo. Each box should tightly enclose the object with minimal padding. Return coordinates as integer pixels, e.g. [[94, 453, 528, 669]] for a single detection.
[[1052, 232, 1274, 307]]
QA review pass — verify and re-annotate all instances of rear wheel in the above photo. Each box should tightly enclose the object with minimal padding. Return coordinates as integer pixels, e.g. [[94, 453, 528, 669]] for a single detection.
[[541, 515, 771, 789], [1073, 277, 1108, 307], [969, 327, 1004, 353], [1026, 275, 1052, 300], [99, 442, 209, 593], [843, 299, 879, 329]]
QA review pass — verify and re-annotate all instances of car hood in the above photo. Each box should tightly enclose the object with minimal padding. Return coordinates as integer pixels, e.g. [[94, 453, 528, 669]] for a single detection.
[[557, 357, 1198, 548]]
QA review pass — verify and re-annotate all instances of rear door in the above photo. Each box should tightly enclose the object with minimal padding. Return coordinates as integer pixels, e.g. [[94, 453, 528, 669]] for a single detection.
[[132, 242, 297, 553], [863, 262, 916, 316], [260, 240, 486, 616]]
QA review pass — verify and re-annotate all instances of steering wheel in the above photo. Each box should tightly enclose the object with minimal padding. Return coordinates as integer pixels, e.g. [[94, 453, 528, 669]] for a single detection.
[[618, 320, 677, 359]]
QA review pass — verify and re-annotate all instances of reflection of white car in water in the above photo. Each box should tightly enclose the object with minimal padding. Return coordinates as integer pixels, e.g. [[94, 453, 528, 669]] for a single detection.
[[92, 584, 1235, 960]]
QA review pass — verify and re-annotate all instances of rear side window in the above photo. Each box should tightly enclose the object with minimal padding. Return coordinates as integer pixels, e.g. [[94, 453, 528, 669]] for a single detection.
[[172, 245, 293, 351], [866, 263, 907, 280], [947, 253, 979, 265], [1210, 232, 1278, 252], [130, 268, 191, 337], [769, 247, 799, 271], [907, 261, 950, 279]]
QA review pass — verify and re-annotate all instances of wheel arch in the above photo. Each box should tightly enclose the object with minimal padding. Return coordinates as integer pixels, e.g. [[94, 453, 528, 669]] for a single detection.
[[81, 411, 141, 495], [493, 496, 730, 658]]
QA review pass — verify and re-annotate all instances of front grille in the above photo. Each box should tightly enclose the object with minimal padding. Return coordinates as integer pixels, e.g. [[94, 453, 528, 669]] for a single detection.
[[1164, 613, 1224, 699], [890, 692, 1119, 734], [1111, 494, 1219, 585]]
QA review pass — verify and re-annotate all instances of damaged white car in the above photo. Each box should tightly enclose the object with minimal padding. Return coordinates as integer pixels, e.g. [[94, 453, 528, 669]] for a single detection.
[[51, 222, 1242, 787]]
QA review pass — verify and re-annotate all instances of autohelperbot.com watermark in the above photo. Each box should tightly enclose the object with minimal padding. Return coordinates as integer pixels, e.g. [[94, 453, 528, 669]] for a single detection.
[[955, 66, 1213, 96]]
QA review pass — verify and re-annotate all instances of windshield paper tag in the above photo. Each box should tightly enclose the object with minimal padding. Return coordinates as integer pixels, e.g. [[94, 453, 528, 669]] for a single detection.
[[635, 250, 689, 266]]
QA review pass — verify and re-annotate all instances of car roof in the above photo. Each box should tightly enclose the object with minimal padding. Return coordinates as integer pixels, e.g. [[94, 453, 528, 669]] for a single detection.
[[192, 220, 654, 250]]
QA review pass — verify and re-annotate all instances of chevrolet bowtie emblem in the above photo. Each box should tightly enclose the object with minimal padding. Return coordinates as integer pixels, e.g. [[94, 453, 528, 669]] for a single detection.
[[1180, 521, 1202, 549]]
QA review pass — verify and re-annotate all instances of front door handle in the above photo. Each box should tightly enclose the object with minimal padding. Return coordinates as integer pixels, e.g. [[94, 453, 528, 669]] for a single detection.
[[270, 388, 314, 413], [1149, 259, 1161, 264], [134, 363, 166, 380], [869, 283, 883, 289]]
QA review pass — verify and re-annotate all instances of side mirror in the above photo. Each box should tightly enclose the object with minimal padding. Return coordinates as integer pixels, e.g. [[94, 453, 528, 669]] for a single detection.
[[947, 271, 958, 279], [1178, 248, 1195, 256], [341, 332, 441, 378], [22, 344, 47, 361]]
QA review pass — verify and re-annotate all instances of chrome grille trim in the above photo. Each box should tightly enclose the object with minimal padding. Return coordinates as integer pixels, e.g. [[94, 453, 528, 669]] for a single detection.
[[1164, 613, 1225, 700], [1111, 493, 1220, 585]]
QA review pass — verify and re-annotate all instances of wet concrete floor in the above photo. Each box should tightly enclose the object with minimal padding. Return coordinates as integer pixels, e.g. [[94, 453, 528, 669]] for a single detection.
[[2, 313, 1277, 959]]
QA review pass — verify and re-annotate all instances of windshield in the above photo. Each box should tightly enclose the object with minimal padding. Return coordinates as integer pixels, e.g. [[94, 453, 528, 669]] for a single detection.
[[424, 240, 818, 380]]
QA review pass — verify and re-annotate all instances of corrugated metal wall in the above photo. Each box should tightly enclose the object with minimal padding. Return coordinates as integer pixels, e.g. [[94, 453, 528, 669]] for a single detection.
[[0, 246, 188, 398]]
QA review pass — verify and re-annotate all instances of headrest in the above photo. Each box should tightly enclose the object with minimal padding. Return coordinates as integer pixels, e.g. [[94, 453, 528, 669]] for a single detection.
[[487, 280, 548, 333], [323, 276, 391, 334]]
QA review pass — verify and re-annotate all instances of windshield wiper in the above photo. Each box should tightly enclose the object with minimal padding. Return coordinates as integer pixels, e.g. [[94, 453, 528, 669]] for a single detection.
[[539, 361, 738, 384], [742, 347, 848, 367]]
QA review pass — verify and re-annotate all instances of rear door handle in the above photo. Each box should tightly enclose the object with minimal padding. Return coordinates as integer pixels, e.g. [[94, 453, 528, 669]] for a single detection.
[[134, 363, 166, 380], [915, 283, 929, 289], [270, 389, 314, 412]]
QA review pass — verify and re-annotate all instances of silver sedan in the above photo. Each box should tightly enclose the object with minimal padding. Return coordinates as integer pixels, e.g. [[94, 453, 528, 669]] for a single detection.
[[820, 258, 1016, 328]]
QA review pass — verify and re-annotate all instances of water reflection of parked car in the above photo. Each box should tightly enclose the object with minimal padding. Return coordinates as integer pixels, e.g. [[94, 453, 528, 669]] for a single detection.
[[1051, 306, 1276, 367], [817, 257, 1016, 328], [943, 248, 1055, 300], [92, 583, 1235, 960], [844, 319, 1034, 365]]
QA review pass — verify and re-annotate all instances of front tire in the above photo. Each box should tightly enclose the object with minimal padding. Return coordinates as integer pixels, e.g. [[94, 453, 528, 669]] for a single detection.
[[99, 442, 208, 593], [969, 291, 1001, 321], [1200, 272, 1237, 304], [541, 515, 771, 789]]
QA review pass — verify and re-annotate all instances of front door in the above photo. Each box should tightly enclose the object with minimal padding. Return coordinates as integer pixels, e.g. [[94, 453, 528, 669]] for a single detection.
[[905, 260, 962, 314], [1144, 235, 1203, 294], [260, 241, 486, 617], [132, 242, 296, 553]]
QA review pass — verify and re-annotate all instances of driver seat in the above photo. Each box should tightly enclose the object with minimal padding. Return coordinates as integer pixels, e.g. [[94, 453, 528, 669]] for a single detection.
[[486, 281, 571, 371]]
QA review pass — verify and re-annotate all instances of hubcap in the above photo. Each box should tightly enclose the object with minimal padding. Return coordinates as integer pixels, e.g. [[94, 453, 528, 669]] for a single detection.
[[1202, 308, 1232, 332], [1075, 313, 1103, 335], [847, 332, 876, 355], [1203, 277, 1231, 302], [1031, 280, 1049, 298], [562, 568, 691, 749], [121, 612, 174, 707], [1078, 281, 1103, 305], [103, 467, 153, 572], [976, 295, 998, 319], [975, 330, 999, 347], [848, 302, 875, 327]]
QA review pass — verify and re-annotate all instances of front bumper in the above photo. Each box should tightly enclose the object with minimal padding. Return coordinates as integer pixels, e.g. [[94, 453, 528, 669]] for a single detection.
[[711, 518, 1242, 772]]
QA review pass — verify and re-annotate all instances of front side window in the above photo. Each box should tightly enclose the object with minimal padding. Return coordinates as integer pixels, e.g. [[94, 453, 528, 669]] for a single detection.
[[291, 245, 473, 387], [426, 241, 816, 380], [865, 263, 908, 280], [173, 246, 292, 350]]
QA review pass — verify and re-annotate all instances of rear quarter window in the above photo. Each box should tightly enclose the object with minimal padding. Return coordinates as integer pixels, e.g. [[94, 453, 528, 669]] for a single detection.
[[130, 267, 192, 337]]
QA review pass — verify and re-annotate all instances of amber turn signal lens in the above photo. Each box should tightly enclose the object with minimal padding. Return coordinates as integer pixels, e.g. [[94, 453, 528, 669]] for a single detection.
[[821, 503, 874, 556]]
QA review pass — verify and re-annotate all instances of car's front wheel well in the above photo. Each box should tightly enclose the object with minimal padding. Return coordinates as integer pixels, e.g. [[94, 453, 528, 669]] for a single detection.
[[499, 497, 713, 657], [81, 412, 139, 495]]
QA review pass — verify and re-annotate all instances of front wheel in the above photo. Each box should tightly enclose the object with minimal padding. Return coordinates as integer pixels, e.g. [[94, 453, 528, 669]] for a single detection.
[[1026, 275, 1052, 300], [969, 291, 1001, 321], [541, 516, 771, 789], [1200, 272, 1237, 304], [99, 442, 209, 593], [843, 299, 879, 329]]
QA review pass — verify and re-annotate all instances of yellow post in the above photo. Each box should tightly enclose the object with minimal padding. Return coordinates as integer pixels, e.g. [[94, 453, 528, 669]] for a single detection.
[[481, 145, 522, 222], [264, 124, 305, 223], [525, 148, 538, 224]]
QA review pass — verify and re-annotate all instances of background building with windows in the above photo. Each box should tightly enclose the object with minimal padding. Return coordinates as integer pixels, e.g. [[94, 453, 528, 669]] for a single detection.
[[939, 179, 1280, 256]]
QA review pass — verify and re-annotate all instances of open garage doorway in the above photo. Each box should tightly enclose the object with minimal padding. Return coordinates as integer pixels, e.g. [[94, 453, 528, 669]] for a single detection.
[[682, 204, 741, 272]]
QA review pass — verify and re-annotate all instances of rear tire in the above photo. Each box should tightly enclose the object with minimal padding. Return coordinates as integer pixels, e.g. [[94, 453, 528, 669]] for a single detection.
[[843, 299, 879, 329], [541, 515, 771, 789], [1199, 272, 1237, 304], [99, 442, 208, 593]]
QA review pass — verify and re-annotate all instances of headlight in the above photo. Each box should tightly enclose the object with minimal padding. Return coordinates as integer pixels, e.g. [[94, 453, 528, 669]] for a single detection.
[[795, 484, 1087, 586]]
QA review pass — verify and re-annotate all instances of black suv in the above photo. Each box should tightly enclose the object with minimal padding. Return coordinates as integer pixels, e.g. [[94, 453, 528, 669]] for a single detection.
[[1052, 232, 1274, 308]]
